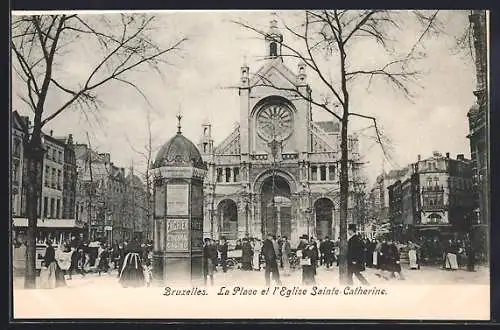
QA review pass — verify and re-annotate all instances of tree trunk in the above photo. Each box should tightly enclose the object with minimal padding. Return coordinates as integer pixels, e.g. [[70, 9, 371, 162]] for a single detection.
[[338, 114, 349, 284], [24, 136, 44, 289]]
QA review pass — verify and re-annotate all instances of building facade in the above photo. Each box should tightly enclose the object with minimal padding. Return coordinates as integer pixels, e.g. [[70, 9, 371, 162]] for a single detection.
[[124, 169, 149, 242], [466, 10, 489, 257], [388, 152, 474, 240], [11, 113, 81, 245], [368, 168, 411, 225], [198, 20, 364, 246], [75, 145, 149, 243], [11, 111, 29, 217], [56, 134, 77, 219]]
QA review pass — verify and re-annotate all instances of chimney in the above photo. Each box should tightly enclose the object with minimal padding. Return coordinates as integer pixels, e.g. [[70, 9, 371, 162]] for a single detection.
[[446, 152, 450, 158], [457, 154, 465, 161]]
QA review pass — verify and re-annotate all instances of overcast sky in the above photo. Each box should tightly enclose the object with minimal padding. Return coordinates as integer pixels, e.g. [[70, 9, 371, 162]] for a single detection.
[[12, 10, 478, 187]]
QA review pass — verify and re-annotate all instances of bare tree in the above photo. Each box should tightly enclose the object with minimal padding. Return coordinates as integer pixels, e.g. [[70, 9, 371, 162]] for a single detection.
[[11, 13, 187, 289], [233, 10, 446, 283], [125, 107, 160, 242]]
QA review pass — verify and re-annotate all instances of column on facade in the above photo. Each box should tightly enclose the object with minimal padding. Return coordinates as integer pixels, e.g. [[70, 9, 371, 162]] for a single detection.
[[252, 194, 262, 239], [289, 193, 300, 245], [237, 197, 247, 238], [276, 206, 281, 237], [325, 165, 329, 182]]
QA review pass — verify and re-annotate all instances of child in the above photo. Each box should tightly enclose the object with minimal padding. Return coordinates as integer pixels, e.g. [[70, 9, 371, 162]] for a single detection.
[[143, 258, 152, 287]]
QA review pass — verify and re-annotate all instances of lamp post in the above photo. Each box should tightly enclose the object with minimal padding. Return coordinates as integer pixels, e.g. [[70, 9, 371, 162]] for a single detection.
[[268, 137, 282, 237]]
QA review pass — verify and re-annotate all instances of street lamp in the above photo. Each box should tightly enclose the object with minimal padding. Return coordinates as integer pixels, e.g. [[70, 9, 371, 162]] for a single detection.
[[268, 137, 282, 237]]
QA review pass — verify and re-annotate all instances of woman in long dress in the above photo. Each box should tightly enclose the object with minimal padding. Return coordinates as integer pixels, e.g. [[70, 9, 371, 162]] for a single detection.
[[119, 238, 145, 288], [444, 240, 459, 270], [40, 240, 66, 289], [281, 236, 291, 276], [408, 241, 420, 270]]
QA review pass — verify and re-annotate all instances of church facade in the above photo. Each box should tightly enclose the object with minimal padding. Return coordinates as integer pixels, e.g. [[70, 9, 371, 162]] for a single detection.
[[198, 19, 364, 246]]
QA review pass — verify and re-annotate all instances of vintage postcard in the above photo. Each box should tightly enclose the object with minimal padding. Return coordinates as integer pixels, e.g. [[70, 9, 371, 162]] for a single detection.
[[11, 9, 490, 320]]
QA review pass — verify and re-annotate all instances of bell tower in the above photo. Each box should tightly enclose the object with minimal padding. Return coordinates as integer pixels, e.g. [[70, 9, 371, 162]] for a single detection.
[[198, 120, 213, 156], [265, 15, 283, 61]]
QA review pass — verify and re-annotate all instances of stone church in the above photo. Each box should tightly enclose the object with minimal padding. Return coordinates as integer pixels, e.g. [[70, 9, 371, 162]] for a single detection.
[[198, 19, 363, 246]]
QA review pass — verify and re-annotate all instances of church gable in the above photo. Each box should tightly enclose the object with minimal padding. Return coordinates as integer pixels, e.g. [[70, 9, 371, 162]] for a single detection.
[[214, 126, 241, 155], [250, 59, 298, 90]]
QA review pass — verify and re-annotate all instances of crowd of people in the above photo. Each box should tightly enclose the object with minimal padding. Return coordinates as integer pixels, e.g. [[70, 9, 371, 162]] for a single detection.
[[30, 228, 474, 289], [36, 236, 154, 289]]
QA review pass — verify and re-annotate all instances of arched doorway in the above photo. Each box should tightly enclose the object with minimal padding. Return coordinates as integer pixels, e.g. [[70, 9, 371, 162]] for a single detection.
[[261, 175, 292, 239], [314, 198, 334, 239], [217, 199, 238, 240]]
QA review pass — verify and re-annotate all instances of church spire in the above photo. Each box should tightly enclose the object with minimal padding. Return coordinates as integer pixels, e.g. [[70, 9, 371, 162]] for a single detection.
[[265, 12, 283, 60], [176, 112, 183, 135]]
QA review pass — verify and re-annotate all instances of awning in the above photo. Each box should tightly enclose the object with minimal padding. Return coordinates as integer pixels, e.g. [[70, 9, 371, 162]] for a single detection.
[[12, 218, 84, 229]]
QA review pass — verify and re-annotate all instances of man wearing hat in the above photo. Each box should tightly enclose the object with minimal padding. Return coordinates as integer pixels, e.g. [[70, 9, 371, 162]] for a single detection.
[[347, 224, 369, 285], [262, 233, 281, 286]]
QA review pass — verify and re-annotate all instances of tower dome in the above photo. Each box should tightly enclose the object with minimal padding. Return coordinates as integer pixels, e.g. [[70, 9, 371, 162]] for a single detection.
[[153, 115, 206, 169]]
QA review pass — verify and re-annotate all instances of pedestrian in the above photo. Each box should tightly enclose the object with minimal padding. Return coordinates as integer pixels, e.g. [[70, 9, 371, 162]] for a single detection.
[[67, 246, 85, 279], [297, 234, 318, 285], [277, 236, 283, 268], [408, 240, 420, 270], [385, 239, 405, 280], [252, 238, 262, 271], [97, 244, 110, 275], [281, 236, 291, 276], [262, 233, 281, 286], [143, 257, 153, 287], [218, 237, 229, 273], [347, 224, 369, 285], [40, 240, 66, 289], [241, 238, 253, 271], [202, 238, 216, 286], [118, 237, 145, 288], [322, 236, 334, 269], [444, 239, 459, 271], [211, 239, 220, 272], [272, 236, 280, 268]]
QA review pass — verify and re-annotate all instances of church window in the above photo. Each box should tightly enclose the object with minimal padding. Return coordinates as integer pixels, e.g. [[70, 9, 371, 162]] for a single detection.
[[216, 168, 223, 183], [328, 165, 336, 181], [320, 165, 327, 181], [311, 166, 318, 181], [233, 167, 240, 182], [270, 42, 277, 57], [225, 168, 231, 183], [203, 143, 207, 153]]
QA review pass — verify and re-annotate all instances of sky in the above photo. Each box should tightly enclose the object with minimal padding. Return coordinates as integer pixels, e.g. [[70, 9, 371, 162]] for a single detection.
[[11, 10, 479, 188]]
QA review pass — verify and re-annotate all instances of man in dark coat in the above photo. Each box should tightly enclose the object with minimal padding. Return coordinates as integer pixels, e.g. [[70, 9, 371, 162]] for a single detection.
[[347, 224, 369, 285], [262, 233, 281, 286], [241, 238, 253, 271], [218, 237, 229, 273], [203, 238, 217, 286], [322, 236, 335, 269]]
